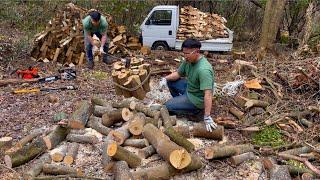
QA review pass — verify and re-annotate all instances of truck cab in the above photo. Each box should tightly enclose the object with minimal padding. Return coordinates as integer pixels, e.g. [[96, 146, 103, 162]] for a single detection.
[[140, 5, 233, 52]]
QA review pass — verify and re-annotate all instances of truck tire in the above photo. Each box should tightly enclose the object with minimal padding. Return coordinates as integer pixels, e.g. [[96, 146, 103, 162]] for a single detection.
[[152, 41, 169, 51]]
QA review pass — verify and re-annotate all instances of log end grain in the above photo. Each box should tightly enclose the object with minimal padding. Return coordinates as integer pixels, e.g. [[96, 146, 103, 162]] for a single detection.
[[122, 108, 133, 121], [107, 143, 118, 157], [169, 149, 191, 169]]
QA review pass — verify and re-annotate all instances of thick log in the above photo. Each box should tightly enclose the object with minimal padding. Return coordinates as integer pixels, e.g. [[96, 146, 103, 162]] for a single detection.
[[164, 127, 195, 152], [87, 115, 111, 136], [66, 134, 98, 144], [93, 105, 114, 117], [118, 71, 132, 98], [130, 101, 160, 119], [160, 106, 173, 128], [50, 144, 67, 162], [173, 124, 224, 140], [43, 126, 69, 150], [69, 101, 92, 129], [126, 75, 146, 100], [143, 123, 191, 169], [4, 137, 47, 168], [16, 129, 44, 149], [111, 98, 134, 108], [279, 146, 311, 155], [113, 161, 134, 180], [0, 137, 12, 154], [102, 108, 132, 127], [107, 142, 142, 168], [128, 113, 146, 135], [102, 137, 115, 173], [91, 96, 110, 107], [23, 153, 51, 180], [123, 138, 149, 148], [229, 107, 244, 120], [108, 122, 130, 145], [63, 142, 79, 165], [42, 163, 83, 176], [112, 71, 123, 95], [229, 152, 256, 165], [205, 144, 254, 159], [138, 145, 156, 159]]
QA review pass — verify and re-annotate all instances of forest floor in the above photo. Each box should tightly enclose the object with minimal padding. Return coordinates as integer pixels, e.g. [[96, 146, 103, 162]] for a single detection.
[[0, 23, 319, 180]]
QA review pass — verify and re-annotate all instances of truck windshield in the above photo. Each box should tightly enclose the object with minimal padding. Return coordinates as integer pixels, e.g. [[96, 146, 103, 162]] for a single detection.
[[147, 10, 172, 26]]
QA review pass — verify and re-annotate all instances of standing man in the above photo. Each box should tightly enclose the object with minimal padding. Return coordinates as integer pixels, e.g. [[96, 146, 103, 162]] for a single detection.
[[159, 38, 217, 132], [82, 10, 109, 69]]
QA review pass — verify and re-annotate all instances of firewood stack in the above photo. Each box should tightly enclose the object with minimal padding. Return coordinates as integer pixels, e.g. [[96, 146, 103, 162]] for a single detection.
[[177, 6, 228, 40], [111, 57, 151, 100], [30, 3, 141, 66]]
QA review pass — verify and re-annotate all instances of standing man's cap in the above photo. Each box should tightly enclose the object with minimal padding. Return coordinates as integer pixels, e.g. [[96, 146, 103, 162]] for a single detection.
[[89, 11, 101, 21]]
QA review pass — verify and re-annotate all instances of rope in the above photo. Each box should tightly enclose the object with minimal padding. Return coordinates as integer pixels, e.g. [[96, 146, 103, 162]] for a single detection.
[[214, 75, 245, 96], [113, 70, 152, 92]]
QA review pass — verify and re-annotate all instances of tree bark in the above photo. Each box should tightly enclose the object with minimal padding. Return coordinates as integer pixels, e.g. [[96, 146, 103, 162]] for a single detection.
[[113, 161, 134, 180], [123, 138, 149, 148], [229, 152, 256, 165], [164, 127, 195, 153], [130, 101, 160, 119], [91, 96, 110, 107], [128, 113, 146, 135], [279, 146, 311, 155], [205, 144, 254, 159], [50, 144, 67, 162], [111, 98, 134, 108], [63, 142, 79, 165], [93, 105, 114, 117], [66, 134, 99, 144], [43, 125, 69, 150], [138, 145, 156, 159], [102, 108, 132, 127], [102, 137, 115, 173], [160, 106, 173, 128], [42, 163, 83, 176], [109, 122, 130, 145], [107, 142, 142, 168], [23, 153, 51, 180], [16, 129, 44, 149], [229, 107, 244, 120], [173, 124, 224, 140], [87, 115, 111, 136], [69, 101, 92, 129]]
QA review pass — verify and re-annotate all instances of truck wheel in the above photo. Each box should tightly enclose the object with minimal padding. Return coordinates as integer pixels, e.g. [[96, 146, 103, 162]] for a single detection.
[[152, 42, 169, 51]]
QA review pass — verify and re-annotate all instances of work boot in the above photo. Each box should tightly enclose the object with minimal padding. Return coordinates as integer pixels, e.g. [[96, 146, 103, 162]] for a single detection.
[[102, 54, 109, 64]]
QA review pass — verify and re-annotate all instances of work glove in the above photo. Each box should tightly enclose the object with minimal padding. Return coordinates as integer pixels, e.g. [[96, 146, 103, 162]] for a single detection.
[[204, 115, 217, 132], [159, 77, 167, 89], [99, 46, 105, 54]]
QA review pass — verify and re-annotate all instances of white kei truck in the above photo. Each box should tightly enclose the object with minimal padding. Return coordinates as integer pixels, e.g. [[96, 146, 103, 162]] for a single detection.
[[139, 5, 233, 52]]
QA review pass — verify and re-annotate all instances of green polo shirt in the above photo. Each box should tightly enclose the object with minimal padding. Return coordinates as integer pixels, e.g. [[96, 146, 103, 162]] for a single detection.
[[178, 56, 214, 109], [82, 15, 108, 34]]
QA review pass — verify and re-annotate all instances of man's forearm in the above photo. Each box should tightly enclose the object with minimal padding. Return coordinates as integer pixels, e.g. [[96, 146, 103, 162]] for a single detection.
[[86, 32, 94, 45], [101, 34, 107, 46], [165, 72, 181, 81], [204, 90, 212, 116]]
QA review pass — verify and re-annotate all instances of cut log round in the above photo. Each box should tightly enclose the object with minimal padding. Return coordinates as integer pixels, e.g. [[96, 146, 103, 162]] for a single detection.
[[123, 138, 149, 148], [164, 127, 195, 153], [124, 75, 146, 100], [0, 137, 13, 154], [50, 144, 67, 162], [107, 142, 142, 168], [23, 153, 51, 180], [43, 125, 69, 150], [111, 71, 123, 95], [108, 123, 130, 145], [87, 115, 111, 136], [128, 113, 146, 135], [69, 101, 92, 129], [205, 144, 254, 159], [42, 163, 83, 176], [229, 152, 256, 165], [118, 71, 131, 98], [102, 108, 132, 127], [63, 142, 79, 165], [93, 105, 114, 117], [138, 145, 156, 159], [66, 134, 98, 144], [113, 161, 134, 180]]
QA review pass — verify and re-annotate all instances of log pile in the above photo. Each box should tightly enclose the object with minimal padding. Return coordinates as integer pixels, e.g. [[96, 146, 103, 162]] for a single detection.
[[111, 58, 151, 99], [30, 3, 141, 66], [177, 6, 229, 40]]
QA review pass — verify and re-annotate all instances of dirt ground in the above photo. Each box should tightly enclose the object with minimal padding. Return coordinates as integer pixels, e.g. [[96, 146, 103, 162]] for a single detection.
[[0, 24, 319, 180]]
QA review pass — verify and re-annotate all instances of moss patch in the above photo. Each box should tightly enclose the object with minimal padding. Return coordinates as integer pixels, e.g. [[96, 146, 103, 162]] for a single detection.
[[253, 126, 286, 147]]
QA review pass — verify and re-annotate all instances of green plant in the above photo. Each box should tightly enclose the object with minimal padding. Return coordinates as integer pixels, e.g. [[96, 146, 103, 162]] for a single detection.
[[253, 126, 286, 147]]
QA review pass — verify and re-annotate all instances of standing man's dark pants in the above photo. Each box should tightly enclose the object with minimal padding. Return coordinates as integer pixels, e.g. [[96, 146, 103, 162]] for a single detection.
[[84, 31, 109, 65]]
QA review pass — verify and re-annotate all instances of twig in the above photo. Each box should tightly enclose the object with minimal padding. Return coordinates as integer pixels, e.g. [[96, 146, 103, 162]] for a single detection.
[[304, 142, 320, 153]]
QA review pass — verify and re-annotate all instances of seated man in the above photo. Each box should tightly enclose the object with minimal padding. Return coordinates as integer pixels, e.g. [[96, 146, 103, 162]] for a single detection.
[[82, 10, 109, 69], [160, 38, 217, 132]]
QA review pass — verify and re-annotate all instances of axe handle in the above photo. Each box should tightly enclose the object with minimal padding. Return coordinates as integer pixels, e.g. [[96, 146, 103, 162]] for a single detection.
[[13, 88, 40, 94]]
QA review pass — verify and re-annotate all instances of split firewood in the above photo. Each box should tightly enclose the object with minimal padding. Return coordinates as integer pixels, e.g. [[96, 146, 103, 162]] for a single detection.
[[112, 71, 124, 96], [93, 105, 114, 117], [130, 101, 160, 119], [132, 154, 203, 179], [107, 141, 142, 168], [205, 144, 254, 159], [143, 123, 191, 169], [308, 106, 320, 113], [63, 142, 79, 165], [229, 107, 244, 120], [69, 100, 92, 129], [108, 122, 130, 145], [124, 75, 146, 100], [229, 152, 256, 165], [173, 124, 224, 140], [102, 108, 132, 127], [66, 133, 99, 144], [43, 125, 69, 150], [113, 161, 134, 180], [50, 144, 67, 162], [87, 115, 111, 136], [42, 163, 83, 176], [138, 145, 156, 159], [123, 138, 149, 148], [23, 153, 51, 180], [164, 127, 195, 153], [5, 136, 47, 168], [139, 69, 150, 92]]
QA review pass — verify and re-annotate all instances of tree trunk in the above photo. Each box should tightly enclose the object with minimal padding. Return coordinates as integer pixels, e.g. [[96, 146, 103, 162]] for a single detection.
[[69, 101, 92, 129], [102, 108, 132, 127], [50, 144, 67, 162], [87, 115, 111, 136], [138, 145, 156, 159], [164, 127, 195, 153], [42, 163, 83, 176], [107, 142, 142, 168], [143, 123, 191, 169], [63, 142, 79, 165], [43, 125, 69, 150], [23, 153, 51, 180], [229, 152, 256, 165], [123, 138, 149, 148], [66, 134, 99, 144], [205, 144, 254, 159], [298, 1, 315, 49], [113, 161, 134, 180]]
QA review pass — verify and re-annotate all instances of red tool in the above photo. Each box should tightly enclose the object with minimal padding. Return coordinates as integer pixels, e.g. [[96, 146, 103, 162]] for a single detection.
[[15, 66, 40, 79]]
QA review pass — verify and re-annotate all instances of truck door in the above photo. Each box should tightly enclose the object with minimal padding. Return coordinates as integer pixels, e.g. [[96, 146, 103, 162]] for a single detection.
[[141, 8, 176, 49]]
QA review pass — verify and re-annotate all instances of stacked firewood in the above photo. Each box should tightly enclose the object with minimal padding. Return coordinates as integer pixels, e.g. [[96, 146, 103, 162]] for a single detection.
[[30, 3, 141, 65], [177, 6, 229, 40], [112, 57, 151, 100]]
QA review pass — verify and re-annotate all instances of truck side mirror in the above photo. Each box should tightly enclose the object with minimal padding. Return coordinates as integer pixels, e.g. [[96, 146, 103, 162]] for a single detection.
[[145, 19, 151, 25]]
